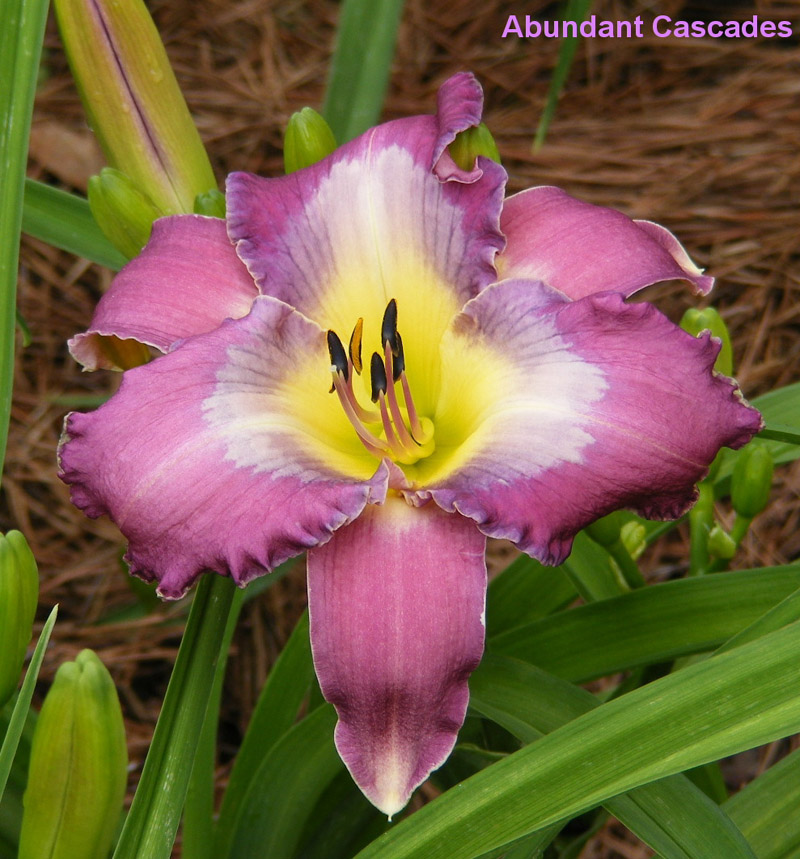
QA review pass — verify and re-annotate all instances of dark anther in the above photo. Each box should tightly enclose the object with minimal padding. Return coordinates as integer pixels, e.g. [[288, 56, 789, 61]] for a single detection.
[[381, 298, 399, 355], [370, 352, 388, 402], [349, 318, 364, 375], [327, 329, 349, 382], [392, 332, 406, 381]]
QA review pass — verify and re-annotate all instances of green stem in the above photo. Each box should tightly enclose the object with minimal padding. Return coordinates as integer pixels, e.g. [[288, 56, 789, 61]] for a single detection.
[[689, 483, 714, 576], [113, 574, 238, 859]]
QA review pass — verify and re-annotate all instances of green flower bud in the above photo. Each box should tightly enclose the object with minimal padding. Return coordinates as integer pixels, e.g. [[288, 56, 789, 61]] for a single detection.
[[0, 531, 39, 709], [19, 650, 127, 859], [680, 307, 733, 376], [88, 167, 163, 259], [54, 0, 217, 213], [620, 521, 647, 560], [707, 524, 737, 560], [449, 122, 501, 172], [731, 443, 774, 519], [283, 108, 338, 174], [194, 188, 227, 218]]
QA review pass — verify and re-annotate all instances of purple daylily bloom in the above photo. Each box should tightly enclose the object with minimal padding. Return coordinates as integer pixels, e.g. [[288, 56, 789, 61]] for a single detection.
[[59, 73, 762, 816]]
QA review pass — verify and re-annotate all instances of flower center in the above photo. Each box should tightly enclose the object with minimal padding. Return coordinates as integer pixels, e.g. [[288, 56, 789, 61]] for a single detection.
[[327, 299, 436, 466]]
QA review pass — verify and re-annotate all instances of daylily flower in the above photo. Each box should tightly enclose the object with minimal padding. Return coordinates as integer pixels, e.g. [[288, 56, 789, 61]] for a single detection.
[[58, 73, 762, 817]]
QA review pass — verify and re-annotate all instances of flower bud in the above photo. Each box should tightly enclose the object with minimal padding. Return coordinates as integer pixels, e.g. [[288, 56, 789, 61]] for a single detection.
[[620, 521, 647, 560], [449, 122, 501, 172], [53, 0, 217, 213], [88, 167, 164, 259], [194, 188, 227, 218], [0, 531, 39, 709], [731, 443, 774, 519], [283, 107, 338, 174], [707, 524, 737, 560], [19, 650, 127, 859], [680, 307, 733, 376]]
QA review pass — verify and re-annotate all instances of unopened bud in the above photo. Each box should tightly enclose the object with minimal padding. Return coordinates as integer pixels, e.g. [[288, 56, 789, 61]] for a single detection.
[[0, 531, 39, 709], [680, 307, 733, 377], [620, 521, 647, 560], [283, 108, 338, 174], [449, 122, 501, 172], [88, 168, 163, 259], [707, 524, 737, 560], [731, 443, 774, 519], [54, 0, 217, 213], [19, 650, 127, 859], [194, 188, 227, 218]]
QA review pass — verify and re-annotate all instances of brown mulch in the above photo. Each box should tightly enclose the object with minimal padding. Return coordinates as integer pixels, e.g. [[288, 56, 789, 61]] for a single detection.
[[5, 0, 800, 855]]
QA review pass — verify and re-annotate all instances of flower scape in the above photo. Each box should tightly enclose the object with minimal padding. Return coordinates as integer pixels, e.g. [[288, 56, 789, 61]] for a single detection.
[[58, 73, 762, 817]]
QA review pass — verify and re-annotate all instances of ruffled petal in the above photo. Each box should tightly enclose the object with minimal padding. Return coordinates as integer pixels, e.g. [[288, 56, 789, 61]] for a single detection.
[[59, 296, 389, 598], [70, 215, 258, 370], [307, 495, 486, 817], [497, 186, 713, 299], [426, 280, 762, 565], [226, 78, 505, 408]]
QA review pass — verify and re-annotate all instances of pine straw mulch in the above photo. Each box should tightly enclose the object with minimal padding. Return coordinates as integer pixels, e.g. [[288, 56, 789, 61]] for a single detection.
[[4, 0, 800, 855]]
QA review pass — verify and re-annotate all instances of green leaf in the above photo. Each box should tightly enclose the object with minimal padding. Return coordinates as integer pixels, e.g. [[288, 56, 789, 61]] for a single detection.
[[22, 179, 127, 270], [532, 0, 592, 151], [0, 0, 51, 478], [322, 0, 405, 142], [224, 705, 343, 859], [214, 609, 315, 856], [0, 606, 57, 804], [486, 554, 575, 637], [725, 746, 800, 859], [470, 655, 755, 859], [355, 621, 800, 858], [113, 574, 238, 859], [759, 423, 800, 446], [489, 564, 800, 681], [182, 588, 244, 859]]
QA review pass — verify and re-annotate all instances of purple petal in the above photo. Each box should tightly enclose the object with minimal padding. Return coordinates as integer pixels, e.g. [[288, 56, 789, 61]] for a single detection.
[[497, 186, 713, 299], [225, 79, 506, 367], [59, 296, 388, 598], [431, 71, 487, 183], [70, 215, 258, 370], [307, 495, 486, 817], [427, 280, 762, 565]]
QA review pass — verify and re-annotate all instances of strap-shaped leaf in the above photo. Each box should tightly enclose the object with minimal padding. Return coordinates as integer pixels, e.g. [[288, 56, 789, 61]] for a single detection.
[[490, 564, 800, 680], [354, 621, 800, 858]]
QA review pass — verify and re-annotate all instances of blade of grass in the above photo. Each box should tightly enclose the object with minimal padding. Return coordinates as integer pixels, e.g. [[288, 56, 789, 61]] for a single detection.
[[532, 0, 592, 151], [0, 0, 52, 479], [113, 574, 238, 859], [0, 606, 57, 802], [322, 0, 405, 143], [22, 179, 126, 270]]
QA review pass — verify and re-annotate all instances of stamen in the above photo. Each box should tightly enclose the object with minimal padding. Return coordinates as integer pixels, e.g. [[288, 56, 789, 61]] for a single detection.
[[327, 330, 349, 382], [392, 332, 406, 382], [383, 342, 419, 451], [370, 351, 387, 403], [349, 318, 364, 375], [331, 370, 389, 458], [381, 298, 399, 355], [400, 371, 425, 440]]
